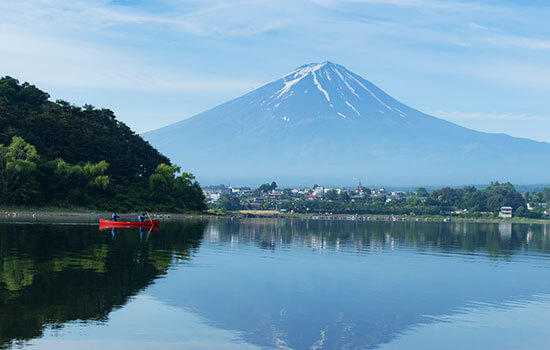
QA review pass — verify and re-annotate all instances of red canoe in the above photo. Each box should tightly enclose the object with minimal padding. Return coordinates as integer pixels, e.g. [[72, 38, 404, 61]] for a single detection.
[[99, 219, 159, 227]]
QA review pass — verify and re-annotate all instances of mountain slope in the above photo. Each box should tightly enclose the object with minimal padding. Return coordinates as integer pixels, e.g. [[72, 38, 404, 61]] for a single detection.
[[144, 62, 550, 186]]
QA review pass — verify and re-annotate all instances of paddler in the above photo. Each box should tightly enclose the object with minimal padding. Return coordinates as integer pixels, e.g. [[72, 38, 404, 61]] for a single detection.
[[112, 210, 120, 221], [138, 212, 148, 222]]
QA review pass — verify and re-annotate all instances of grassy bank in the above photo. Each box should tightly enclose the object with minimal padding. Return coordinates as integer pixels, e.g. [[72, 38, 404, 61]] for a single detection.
[[224, 210, 550, 224], [0, 207, 203, 221], [2, 207, 549, 225]]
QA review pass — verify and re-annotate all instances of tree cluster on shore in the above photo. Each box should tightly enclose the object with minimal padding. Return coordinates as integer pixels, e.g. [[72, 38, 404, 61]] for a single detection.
[[0, 76, 206, 212], [213, 182, 549, 218]]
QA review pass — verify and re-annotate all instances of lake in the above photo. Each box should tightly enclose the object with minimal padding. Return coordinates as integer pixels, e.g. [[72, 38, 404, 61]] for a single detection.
[[2, 218, 550, 349]]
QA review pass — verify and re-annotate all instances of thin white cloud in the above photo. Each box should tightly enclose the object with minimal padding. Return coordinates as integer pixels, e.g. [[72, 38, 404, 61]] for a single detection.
[[310, 0, 493, 11], [430, 109, 550, 142], [0, 0, 296, 38], [467, 22, 498, 32], [482, 35, 550, 50], [0, 3, 264, 92], [431, 110, 550, 122]]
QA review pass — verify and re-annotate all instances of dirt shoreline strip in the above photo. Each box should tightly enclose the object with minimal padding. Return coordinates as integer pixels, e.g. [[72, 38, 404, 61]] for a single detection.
[[1, 209, 549, 225]]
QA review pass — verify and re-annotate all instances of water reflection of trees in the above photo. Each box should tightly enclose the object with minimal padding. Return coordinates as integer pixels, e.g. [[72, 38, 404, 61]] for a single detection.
[[3, 218, 550, 349], [0, 220, 206, 349], [184, 219, 550, 350], [205, 219, 550, 258]]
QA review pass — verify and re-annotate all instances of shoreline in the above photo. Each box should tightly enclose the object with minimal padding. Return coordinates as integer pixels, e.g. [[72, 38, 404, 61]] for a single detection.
[[1, 208, 549, 225], [0, 209, 194, 221], [228, 212, 550, 225]]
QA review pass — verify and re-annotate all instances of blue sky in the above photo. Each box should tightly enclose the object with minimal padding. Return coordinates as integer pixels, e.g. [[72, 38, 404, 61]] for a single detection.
[[1, 0, 550, 141]]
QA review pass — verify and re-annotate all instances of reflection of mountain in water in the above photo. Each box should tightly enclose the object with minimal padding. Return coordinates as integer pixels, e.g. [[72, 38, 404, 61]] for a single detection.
[[151, 219, 550, 350], [0, 220, 206, 349], [3, 219, 550, 350]]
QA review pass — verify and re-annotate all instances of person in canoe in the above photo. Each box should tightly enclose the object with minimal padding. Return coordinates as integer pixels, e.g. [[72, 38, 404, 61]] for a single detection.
[[112, 210, 120, 222], [138, 212, 149, 222]]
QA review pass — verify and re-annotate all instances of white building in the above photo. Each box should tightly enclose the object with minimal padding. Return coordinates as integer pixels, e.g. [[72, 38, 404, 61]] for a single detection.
[[204, 191, 221, 204], [312, 186, 326, 196], [499, 206, 513, 218]]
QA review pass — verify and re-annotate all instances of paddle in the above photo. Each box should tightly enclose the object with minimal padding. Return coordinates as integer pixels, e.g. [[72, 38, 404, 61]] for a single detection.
[[146, 212, 153, 225], [145, 226, 153, 242]]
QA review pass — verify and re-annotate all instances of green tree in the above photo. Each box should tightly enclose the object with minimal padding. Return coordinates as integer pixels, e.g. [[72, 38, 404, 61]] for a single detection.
[[50, 158, 110, 204], [256, 181, 278, 194], [373, 195, 387, 205], [217, 194, 243, 211], [324, 189, 339, 200], [149, 164, 180, 202], [514, 206, 527, 217], [339, 191, 351, 202], [173, 172, 207, 211], [0, 136, 39, 204], [148, 164, 207, 211], [406, 196, 422, 206], [461, 190, 487, 212], [262, 197, 275, 210], [416, 187, 429, 197], [429, 187, 464, 207], [484, 182, 525, 212]]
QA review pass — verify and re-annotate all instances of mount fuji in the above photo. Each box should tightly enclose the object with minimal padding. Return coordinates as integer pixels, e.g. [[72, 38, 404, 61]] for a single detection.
[[144, 62, 550, 186]]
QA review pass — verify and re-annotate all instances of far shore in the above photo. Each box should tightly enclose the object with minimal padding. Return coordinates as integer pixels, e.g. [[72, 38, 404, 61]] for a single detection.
[[1, 208, 549, 225], [230, 211, 550, 225]]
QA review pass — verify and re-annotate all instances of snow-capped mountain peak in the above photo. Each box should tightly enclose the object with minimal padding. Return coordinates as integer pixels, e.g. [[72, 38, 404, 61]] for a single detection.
[[260, 62, 409, 122], [144, 61, 550, 186]]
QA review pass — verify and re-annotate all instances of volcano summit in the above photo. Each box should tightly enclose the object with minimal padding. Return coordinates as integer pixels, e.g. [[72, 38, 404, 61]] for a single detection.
[[144, 62, 550, 186]]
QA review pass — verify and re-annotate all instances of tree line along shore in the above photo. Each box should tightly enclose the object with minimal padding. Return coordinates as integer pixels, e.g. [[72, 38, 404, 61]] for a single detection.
[[208, 181, 550, 220]]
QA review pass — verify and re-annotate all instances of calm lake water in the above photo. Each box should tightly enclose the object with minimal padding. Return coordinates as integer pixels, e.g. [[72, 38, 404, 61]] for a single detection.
[[2, 218, 550, 349]]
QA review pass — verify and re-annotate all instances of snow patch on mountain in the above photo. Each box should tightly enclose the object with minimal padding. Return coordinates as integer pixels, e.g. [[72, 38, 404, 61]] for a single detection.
[[333, 67, 359, 98], [344, 71, 393, 112], [312, 70, 330, 102], [275, 63, 326, 100], [345, 101, 360, 116]]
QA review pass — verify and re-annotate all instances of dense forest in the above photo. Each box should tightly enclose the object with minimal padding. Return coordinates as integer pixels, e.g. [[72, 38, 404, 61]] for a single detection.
[[0, 76, 206, 212]]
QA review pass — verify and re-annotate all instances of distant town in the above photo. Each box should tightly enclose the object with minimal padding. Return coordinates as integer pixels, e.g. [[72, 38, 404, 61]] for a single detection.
[[204, 182, 550, 220]]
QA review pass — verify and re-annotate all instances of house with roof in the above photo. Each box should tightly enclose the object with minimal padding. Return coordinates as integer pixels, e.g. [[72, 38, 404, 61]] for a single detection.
[[499, 206, 513, 218]]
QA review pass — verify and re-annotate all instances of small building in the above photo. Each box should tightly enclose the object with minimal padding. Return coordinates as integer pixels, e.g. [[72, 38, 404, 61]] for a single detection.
[[527, 202, 547, 211], [265, 191, 283, 199], [304, 195, 323, 200], [499, 206, 513, 218], [249, 203, 263, 210], [204, 191, 221, 204], [312, 186, 326, 196]]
